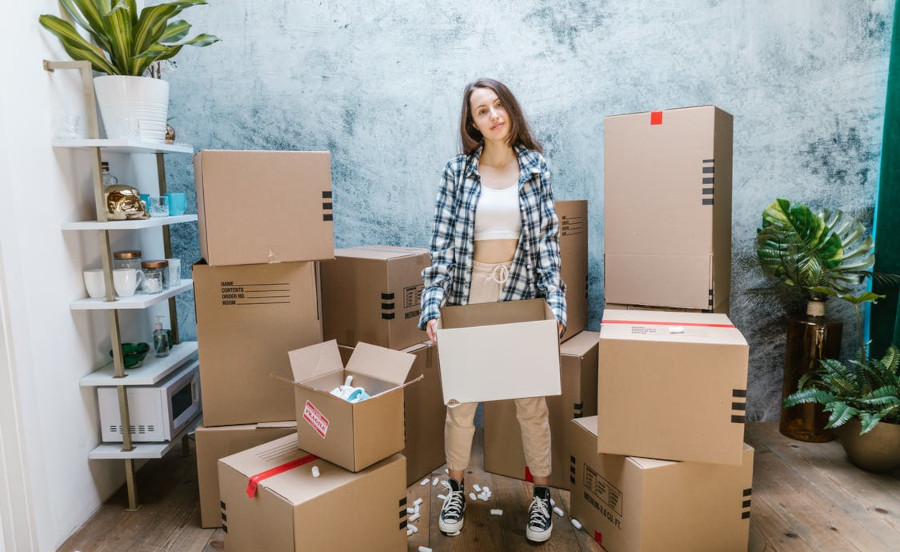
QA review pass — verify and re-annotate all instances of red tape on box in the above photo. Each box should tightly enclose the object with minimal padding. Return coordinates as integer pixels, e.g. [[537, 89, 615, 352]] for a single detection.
[[603, 319, 734, 328], [246, 454, 318, 498], [524, 465, 534, 483], [594, 530, 603, 545], [650, 111, 663, 125]]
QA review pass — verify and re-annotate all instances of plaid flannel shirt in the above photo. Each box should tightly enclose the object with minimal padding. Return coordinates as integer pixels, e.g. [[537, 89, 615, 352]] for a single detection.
[[419, 145, 567, 330]]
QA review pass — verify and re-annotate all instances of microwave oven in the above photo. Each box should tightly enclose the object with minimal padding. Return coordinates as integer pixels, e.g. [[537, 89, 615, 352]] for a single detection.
[[98, 359, 201, 442]]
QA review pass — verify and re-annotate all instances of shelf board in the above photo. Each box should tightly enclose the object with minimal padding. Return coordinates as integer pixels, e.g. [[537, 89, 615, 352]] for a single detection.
[[88, 413, 202, 460], [71, 279, 193, 310], [52, 138, 193, 154], [62, 214, 197, 231], [80, 342, 198, 387]]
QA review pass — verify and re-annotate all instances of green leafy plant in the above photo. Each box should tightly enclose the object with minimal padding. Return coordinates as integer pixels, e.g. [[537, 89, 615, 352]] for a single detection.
[[39, 0, 219, 77], [756, 199, 875, 301]]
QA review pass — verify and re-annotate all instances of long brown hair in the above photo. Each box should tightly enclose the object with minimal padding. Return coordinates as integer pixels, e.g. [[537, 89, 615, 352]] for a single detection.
[[459, 78, 542, 155]]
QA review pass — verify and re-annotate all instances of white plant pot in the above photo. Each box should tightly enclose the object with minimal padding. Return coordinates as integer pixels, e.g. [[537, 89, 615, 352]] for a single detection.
[[93, 75, 170, 144]]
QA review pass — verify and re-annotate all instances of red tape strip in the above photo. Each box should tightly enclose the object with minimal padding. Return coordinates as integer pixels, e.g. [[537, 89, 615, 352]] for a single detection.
[[594, 530, 603, 545], [602, 319, 734, 328], [524, 466, 534, 483], [650, 111, 663, 125], [246, 454, 318, 498]]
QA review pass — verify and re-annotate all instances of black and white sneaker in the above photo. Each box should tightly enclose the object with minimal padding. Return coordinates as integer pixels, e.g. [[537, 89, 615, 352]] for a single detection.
[[526, 485, 553, 543], [439, 478, 466, 535]]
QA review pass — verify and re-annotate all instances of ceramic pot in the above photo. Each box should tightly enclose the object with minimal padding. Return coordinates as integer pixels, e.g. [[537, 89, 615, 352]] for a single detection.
[[93, 75, 169, 143], [839, 418, 900, 472], [780, 299, 842, 442]]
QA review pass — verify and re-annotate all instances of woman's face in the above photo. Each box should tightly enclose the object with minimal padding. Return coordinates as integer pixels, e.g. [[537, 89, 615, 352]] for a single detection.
[[469, 87, 510, 144]]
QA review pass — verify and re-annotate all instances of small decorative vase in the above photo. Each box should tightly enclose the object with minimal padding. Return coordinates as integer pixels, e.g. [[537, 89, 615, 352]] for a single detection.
[[839, 419, 900, 472], [779, 299, 842, 442]]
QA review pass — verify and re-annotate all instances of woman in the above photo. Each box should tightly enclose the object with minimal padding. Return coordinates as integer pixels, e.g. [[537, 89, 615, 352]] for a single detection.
[[419, 78, 566, 543]]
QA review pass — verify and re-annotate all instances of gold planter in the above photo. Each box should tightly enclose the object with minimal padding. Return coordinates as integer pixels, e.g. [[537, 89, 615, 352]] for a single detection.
[[839, 419, 900, 473]]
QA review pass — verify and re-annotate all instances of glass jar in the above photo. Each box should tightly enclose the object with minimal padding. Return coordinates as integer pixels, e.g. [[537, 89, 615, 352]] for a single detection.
[[140, 260, 169, 294], [113, 250, 143, 271], [101, 161, 118, 187]]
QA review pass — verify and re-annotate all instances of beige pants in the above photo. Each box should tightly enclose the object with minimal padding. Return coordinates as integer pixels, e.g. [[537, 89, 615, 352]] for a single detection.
[[444, 260, 553, 477]]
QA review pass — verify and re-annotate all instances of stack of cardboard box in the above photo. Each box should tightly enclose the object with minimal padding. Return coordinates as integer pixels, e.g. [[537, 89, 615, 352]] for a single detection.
[[569, 107, 755, 552], [190, 152, 418, 549]]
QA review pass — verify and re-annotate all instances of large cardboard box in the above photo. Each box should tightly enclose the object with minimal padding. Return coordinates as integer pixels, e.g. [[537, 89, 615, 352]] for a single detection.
[[321, 245, 430, 350], [219, 435, 407, 552], [556, 200, 588, 341], [598, 309, 748, 465], [570, 417, 754, 552], [436, 298, 561, 405], [604, 106, 732, 312], [195, 421, 297, 528], [193, 261, 322, 427], [287, 340, 416, 472], [193, 150, 334, 266], [484, 331, 599, 489]]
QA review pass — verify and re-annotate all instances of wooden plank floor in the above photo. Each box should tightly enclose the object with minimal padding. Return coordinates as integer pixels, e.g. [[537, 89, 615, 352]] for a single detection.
[[57, 423, 900, 552]]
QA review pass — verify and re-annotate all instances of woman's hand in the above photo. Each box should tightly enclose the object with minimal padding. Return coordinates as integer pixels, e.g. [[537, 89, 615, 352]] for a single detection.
[[558, 321, 565, 338], [427, 319, 440, 344]]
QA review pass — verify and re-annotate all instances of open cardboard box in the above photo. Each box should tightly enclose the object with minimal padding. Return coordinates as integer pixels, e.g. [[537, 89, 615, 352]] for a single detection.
[[436, 298, 561, 405], [285, 340, 417, 472]]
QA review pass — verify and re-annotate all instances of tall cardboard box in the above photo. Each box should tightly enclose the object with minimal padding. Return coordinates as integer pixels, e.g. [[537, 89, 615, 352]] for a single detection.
[[604, 106, 732, 312], [570, 417, 754, 552], [437, 298, 561, 405], [556, 200, 588, 341], [338, 340, 446, 485], [193, 261, 322, 427], [193, 150, 334, 266], [219, 435, 408, 552], [321, 245, 430, 350], [195, 422, 297, 528], [484, 331, 599, 489], [287, 340, 416, 472], [598, 309, 748, 465]]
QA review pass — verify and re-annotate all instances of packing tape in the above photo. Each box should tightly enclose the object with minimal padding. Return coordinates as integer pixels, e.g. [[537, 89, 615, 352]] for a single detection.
[[602, 319, 734, 328], [246, 454, 318, 498]]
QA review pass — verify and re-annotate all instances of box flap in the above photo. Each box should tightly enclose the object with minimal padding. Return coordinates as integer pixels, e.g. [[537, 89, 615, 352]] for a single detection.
[[288, 340, 344, 383], [601, 309, 747, 346], [560, 331, 599, 357], [336, 245, 429, 260], [345, 342, 416, 386], [441, 298, 549, 329]]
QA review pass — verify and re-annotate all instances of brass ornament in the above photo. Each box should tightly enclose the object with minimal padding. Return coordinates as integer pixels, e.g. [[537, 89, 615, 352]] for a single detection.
[[104, 185, 149, 220]]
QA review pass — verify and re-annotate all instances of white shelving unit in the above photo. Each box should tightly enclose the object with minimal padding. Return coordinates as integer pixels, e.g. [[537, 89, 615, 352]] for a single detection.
[[46, 59, 200, 510]]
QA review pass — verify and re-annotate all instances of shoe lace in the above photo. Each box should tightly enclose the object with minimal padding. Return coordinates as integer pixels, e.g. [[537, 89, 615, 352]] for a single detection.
[[442, 489, 465, 520], [528, 495, 550, 527]]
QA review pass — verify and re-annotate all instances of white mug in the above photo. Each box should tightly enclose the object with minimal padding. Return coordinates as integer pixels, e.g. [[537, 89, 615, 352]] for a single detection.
[[113, 268, 143, 298], [83, 268, 106, 299]]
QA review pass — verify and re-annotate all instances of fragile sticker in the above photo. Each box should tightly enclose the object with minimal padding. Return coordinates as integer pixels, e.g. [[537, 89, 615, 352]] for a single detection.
[[303, 400, 329, 438]]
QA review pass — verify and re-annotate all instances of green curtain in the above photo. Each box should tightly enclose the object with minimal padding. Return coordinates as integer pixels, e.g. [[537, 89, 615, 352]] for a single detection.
[[871, 1, 900, 356]]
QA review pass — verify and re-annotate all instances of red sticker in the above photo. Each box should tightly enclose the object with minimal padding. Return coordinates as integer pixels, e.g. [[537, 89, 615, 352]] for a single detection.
[[650, 111, 663, 125], [594, 530, 603, 545], [303, 400, 329, 438]]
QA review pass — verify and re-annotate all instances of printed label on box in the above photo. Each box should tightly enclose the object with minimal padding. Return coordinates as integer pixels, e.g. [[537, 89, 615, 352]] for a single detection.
[[583, 464, 624, 527], [404, 284, 424, 309], [218, 280, 292, 307], [302, 400, 329, 438]]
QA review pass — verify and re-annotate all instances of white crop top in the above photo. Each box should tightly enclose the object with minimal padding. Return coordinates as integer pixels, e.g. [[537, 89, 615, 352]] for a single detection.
[[474, 184, 521, 240]]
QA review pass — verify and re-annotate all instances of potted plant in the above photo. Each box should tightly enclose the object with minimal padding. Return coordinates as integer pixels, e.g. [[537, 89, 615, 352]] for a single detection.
[[39, 0, 219, 143], [756, 199, 875, 442], [783, 292, 900, 472]]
